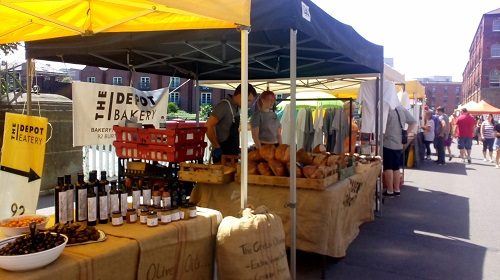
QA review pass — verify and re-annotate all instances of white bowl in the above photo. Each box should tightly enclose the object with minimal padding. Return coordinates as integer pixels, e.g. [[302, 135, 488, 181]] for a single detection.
[[0, 215, 49, 237], [0, 233, 68, 271]]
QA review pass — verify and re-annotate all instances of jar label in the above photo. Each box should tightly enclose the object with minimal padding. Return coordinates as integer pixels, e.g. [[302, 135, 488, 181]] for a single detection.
[[112, 216, 123, 226], [140, 215, 148, 224], [189, 209, 197, 217], [179, 211, 185, 220], [147, 217, 158, 227], [172, 212, 180, 221], [129, 213, 137, 223], [160, 214, 172, 223]]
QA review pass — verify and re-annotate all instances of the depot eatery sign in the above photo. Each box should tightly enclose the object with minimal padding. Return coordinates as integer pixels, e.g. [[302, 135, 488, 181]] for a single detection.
[[72, 82, 169, 146], [0, 113, 47, 219]]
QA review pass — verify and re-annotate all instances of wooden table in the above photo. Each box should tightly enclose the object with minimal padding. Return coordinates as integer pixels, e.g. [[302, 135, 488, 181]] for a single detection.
[[190, 163, 380, 258], [0, 207, 222, 280]]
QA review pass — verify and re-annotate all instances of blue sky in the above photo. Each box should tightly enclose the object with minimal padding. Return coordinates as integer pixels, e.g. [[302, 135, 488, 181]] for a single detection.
[[312, 0, 499, 81]]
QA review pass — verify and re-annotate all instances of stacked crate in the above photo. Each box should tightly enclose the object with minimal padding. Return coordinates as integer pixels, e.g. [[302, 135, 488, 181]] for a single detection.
[[113, 122, 207, 163]]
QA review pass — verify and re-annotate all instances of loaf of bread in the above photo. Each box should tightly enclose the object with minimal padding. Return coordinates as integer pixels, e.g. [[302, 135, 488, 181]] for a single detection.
[[268, 159, 287, 176], [312, 144, 327, 154], [248, 161, 258, 175], [275, 144, 290, 163], [312, 154, 328, 166], [259, 145, 276, 162], [249, 149, 263, 162], [303, 165, 325, 179], [297, 148, 313, 165], [286, 162, 304, 178], [257, 162, 273, 176]]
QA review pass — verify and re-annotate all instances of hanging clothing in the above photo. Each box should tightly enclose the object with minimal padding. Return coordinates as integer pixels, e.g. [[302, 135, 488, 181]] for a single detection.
[[312, 108, 325, 148], [323, 109, 336, 153], [280, 104, 292, 145], [296, 108, 307, 149], [303, 109, 315, 152], [358, 80, 400, 134]]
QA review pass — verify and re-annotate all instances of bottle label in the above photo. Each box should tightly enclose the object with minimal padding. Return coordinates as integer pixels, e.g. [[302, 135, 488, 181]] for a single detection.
[[110, 194, 120, 213], [120, 193, 128, 216], [66, 189, 74, 222], [132, 190, 141, 209], [88, 197, 97, 222], [152, 196, 161, 207], [162, 197, 171, 208], [142, 190, 152, 205], [58, 191, 68, 224], [77, 189, 87, 221], [99, 196, 108, 220]]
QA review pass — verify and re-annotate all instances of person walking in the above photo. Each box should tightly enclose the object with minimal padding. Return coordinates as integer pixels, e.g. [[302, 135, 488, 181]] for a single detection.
[[250, 90, 282, 149], [480, 114, 496, 163], [383, 106, 417, 197], [206, 84, 257, 163], [434, 106, 449, 165], [423, 110, 435, 160], [455, 108, 476, 164], [494, 120, 500, 168]]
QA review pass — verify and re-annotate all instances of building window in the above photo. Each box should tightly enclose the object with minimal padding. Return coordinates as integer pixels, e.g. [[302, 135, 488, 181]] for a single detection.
[[87, 76, 96, 83], [455, 87, 460, 94], [493, 19, 500, 31], [139, 76, 151, 90], [490, 70, 500, 87], [112, 77, 123, 85], [169, 77, 180, 89], [200, 92, 212, 105], [492, 44, 500, 58], [275, 94, 283, 100], [169, 91, 180, 104]]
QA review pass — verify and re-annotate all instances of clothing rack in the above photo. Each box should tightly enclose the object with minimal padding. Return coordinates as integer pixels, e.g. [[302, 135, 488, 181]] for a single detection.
[[276, 97, 355, 153]]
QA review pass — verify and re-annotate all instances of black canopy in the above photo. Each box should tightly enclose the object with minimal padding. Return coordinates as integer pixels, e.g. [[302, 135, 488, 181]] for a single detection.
[[26, 0, 383, 80]]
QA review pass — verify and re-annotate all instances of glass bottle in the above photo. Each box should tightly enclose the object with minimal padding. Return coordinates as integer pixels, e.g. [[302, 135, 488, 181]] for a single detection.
[[131, 181, 141, 210], [142, 177, 152, 206], [98, 182, 108, 224], [75, 173, 87, 222], [119, 180, 128, 219], [87, 182, 97, 226], [55, 176, 67, 224], [64, 174, 74, 223], [152, 184, 161, 207], [109, 180, 120, 217], [89, 170, 98, 195], [100, 171, 110, 218]]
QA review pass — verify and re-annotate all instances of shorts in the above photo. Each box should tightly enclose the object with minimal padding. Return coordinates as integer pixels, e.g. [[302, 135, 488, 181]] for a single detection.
[[483, 138, 494, 152], [457, 137, 472, 150], [383, 147, 403, 171], [444, 136, 452, 147], [494, 138, 500, 150]]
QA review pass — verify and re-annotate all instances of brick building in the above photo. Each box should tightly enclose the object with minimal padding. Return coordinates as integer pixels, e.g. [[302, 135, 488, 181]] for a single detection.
[[462, 8, 500, 108], [80, 66, 229, 113], [418, 76, 462, 114]]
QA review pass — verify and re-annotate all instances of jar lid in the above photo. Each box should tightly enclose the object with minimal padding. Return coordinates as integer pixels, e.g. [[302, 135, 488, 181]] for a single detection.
[[127, 208, 136, 212], [112, 211, 121, 215]]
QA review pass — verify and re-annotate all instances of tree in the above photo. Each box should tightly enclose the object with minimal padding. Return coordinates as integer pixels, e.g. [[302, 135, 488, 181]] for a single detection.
[[168, 102, 179, 113], [0, 43, 21, 55], [200, 104, 212, 121]]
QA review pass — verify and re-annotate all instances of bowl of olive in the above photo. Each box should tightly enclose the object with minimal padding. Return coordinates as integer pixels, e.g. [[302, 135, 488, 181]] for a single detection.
[[0, 228, 67, 271]]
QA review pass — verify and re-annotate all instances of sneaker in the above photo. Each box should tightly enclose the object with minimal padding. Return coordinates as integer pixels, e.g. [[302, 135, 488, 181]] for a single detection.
[[449, 156, 453, 161], [394, 191, 401, 196], [462, 158, 467, 163], [383, 191, 395, 198], [490, 159, 495, 163], [483, 158, 488, 162], [468, 159, 472, 164], [496, 165, 500, 169]]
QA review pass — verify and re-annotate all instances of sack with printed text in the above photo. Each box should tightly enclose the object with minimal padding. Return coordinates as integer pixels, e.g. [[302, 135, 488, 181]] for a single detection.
[[216, 205, 291, 280]]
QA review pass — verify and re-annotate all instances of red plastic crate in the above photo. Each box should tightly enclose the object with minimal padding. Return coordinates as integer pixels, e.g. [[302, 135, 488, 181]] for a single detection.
[[141, 142, 207, 162], [139, 127, 207, 146], [113, 141, 141, 159], [113, 125, 140, 143], [165, 120, 206, 128]]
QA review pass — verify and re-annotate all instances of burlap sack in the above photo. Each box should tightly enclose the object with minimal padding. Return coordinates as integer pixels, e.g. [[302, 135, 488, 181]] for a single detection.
[[216, 205, 291, 280]]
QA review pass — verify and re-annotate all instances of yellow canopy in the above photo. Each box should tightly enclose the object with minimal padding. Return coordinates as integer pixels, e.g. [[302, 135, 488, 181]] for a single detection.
[[0, 0, 250, 44], [404, 80, 425, 99]]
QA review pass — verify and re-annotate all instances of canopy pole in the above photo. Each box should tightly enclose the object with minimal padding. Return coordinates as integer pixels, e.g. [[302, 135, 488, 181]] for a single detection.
[[289, 28, 297, 280], [240, 26, 249, 210], [26, 58, 33, 115], [195, 78, 200, 124]]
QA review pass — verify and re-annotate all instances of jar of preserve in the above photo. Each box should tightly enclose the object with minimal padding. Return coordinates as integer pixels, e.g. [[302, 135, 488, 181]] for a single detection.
[[147, 211, 158, 227], [180, 205, 190, 220], [170, 208, 181, 221], [159, 208, 171, 225], [112, 211, 123, 226], [139, 207, 149, 224], [188, 204, 197, 218], [126, 208, 137, 223]]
